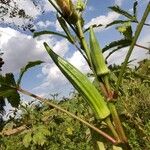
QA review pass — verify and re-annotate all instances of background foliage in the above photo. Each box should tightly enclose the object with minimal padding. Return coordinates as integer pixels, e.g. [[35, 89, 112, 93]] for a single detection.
[[0, 59, 149, 150]]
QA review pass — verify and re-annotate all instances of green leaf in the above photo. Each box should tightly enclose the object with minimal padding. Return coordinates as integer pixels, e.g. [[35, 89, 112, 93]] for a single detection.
[[44, 42, 110, 120], [116, 22, 133, 40], [33, 132, 46, 146], [23, 132, 32, 148], [84, 23, 103, 33], [106, 44, 130, 60], [0, 74, 20, 108], [109, 5, 134, 20], [133, 1, 138, 19], [6, 89, 20, 108], [102, 39, 131, 52], [0, 88, 15, 97], [0, 96, 5, 114], [31, 125, 51, 146], [106, 20, 130, 28], [33, 30, 67, 39], [57, 15, 75, 44], [17, 60, 44, 85]]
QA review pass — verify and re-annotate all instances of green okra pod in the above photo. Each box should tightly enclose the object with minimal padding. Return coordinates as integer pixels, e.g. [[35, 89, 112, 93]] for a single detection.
[[44, 42, 110, 120], [89, 26, 109, 77]]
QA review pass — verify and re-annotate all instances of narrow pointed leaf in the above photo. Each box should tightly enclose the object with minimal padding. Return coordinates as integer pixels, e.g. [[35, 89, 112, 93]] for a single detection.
[[84, 23, 103, 33], [109, 6, 134, 20], [57, 15, 75, 44], [133, 1, 138, 19], [106, 20, 130, 28], [17, 60, 44, 85], [44, 42, 110, 120], [33, 30, 67, 39], [106, 44, 130, 60], [102, 39, 131, 52]]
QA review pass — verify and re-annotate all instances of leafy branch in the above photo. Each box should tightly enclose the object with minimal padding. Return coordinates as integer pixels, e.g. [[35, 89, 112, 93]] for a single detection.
[[116, 2, 150, 90]]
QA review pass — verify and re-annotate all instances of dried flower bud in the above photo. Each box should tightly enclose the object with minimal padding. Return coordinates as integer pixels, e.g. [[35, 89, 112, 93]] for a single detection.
[[56, 0, 79, 24]]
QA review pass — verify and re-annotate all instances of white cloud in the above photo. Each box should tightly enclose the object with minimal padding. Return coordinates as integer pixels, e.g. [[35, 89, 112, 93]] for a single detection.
[[55, 20, 63, 32], [36, 20, 55, 29], [0, 27, 69, 74], [114, 0, 124, 6], [68, 51, 89, 73], [0, 27, 73, 98]]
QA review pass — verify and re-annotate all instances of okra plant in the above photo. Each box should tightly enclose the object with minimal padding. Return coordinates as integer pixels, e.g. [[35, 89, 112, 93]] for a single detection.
[[0, 0, 150, 149]]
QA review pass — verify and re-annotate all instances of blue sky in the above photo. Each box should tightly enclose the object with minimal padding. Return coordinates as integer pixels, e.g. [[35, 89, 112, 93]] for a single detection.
[[0, 0, 150, 101]]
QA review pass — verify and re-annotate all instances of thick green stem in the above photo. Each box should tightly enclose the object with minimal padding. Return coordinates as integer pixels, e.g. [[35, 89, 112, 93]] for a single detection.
[[105, 117, 120, 143], [102, 76, 113, 100], [116, 2, 150, 91], [108, 103, 127, 143], [102, 75, 127, 143], [76, 20, 92, 67]]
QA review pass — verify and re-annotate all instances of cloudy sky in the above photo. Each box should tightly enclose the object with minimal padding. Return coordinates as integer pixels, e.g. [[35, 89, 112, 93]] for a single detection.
[[0, 0, 150, 99]]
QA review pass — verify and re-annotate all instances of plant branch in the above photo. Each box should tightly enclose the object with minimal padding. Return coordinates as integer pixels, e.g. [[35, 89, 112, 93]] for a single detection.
[[0, 125, 27, 136], [135, 43, 150, 51], [116, 2, 150, 91], [15, 86, 117, 144]]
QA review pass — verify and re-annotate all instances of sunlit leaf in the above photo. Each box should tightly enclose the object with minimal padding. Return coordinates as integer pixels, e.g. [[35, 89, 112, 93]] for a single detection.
[[23, 132, 32, 148], [116, 22, 133, 40]]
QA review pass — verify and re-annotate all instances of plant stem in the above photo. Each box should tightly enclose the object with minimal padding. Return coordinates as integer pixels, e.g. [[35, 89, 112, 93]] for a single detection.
[[105, 117, 120, 142], [116, 2, 150, 91], [135, 43, 150, 51], [76, 20, 92, 67], [108, 103, 127, 143], [102, 76, 127, 143], [16, 86, 117, 144]]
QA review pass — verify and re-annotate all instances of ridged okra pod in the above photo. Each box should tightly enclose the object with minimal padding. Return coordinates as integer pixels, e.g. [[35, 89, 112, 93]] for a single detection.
[[44, 42, 110, 120], [89, 26, 109, 77]]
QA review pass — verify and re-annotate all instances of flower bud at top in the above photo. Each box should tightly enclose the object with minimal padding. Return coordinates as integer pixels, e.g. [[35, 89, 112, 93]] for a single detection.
[[56, 0, 79, 24]]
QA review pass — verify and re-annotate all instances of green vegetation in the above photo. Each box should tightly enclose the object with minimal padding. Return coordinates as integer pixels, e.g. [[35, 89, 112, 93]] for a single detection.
[[0, 59, 149, 150], [0, 0, 150, 149]]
